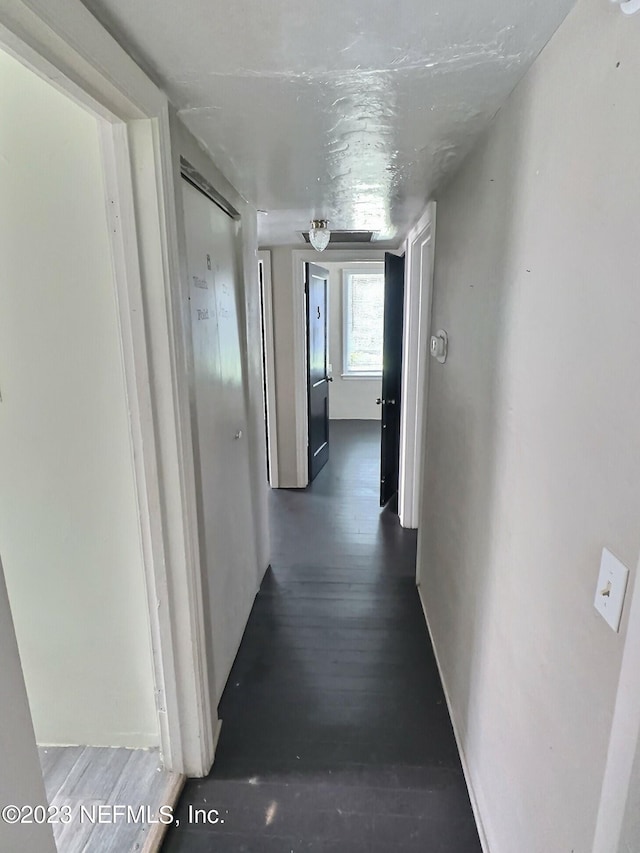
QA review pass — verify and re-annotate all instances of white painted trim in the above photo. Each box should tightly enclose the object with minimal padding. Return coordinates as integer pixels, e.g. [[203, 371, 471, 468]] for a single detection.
[[417, 584, 492, 853], [257, 251, 279, 488], [291, 249, 388, 488], [398, 203, 437, 530], [0, 0, 164, 120], [292, 252, 310, 487], [211, 718, 224, 757], [592, 565, 640, 853], [0, 0, 215, 776], [150, 110, 216, 775], [99, 123, 179, 767]]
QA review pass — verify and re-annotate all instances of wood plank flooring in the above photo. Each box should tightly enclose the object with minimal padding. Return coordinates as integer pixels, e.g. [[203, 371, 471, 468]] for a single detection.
[[39, 746, 183, 852], [162, 420, 481, 852]]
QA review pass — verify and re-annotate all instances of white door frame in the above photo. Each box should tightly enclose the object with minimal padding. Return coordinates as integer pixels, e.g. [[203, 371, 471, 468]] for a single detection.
[[0, 0, 215, 776], [288, 228, 436, 528], [398, 202, 437, 529], [290, 249, 388, 488], [257, 251, 279, 488], [592, 561, 640, 853]]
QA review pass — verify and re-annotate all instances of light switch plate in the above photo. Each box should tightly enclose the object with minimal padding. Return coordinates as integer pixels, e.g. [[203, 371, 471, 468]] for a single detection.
[[594, 548, 629, 632]]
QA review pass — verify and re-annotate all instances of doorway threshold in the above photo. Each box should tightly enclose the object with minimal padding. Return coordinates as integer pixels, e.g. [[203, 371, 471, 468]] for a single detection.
[[38, 746, 184, 852]]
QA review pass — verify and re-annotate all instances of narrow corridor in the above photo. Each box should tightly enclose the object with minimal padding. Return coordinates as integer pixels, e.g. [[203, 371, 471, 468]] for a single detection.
[[163, 421, 481, 852]]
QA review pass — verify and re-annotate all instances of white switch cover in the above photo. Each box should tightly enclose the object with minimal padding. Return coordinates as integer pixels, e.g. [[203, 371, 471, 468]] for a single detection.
[[594, 548, 630, 632]]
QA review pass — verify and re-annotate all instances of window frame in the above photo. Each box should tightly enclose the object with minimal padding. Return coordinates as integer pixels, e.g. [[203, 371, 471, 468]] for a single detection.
[[341, 264, 385, 379]]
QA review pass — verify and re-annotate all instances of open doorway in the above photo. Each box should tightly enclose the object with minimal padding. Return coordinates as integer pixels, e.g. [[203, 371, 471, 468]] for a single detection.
[[273, 232, 434, 527], [315, 261, 385, 494], [299, 257, 406, 510], [0, 44, 179, 853]]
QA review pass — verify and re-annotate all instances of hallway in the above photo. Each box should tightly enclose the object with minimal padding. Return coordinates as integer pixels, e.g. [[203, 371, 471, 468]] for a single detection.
[[163, 421, 481, 852]]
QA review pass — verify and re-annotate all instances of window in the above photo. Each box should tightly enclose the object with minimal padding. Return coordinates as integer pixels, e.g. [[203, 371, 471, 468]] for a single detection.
[[342, 268, 385, 376]]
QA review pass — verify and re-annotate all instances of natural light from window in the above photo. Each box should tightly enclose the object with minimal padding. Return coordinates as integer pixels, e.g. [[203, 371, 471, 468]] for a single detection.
[[343, 270, 385, 376]]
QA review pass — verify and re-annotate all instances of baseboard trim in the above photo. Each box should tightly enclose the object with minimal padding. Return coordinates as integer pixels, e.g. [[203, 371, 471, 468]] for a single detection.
[[417, 582, 492, 853], [211, 716, 223, 758]]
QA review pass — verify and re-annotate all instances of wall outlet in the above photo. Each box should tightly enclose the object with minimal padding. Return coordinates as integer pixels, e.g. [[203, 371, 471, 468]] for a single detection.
[[594, 548, 630, 632]]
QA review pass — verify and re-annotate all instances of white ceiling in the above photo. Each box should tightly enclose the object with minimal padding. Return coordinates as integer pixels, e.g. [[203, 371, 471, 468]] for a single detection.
[[82, 0, 575, 246]]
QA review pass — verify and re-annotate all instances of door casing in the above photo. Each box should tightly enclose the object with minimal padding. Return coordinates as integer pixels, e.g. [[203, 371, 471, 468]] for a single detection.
[[399, 203, 437, 529], [290, 249, 387, 488], [0, 0, 219, 777], [284, 218, 436, 523], [257, 251, 279, 488]]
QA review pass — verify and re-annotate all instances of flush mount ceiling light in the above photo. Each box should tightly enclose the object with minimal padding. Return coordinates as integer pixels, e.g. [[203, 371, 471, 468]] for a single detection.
[[309, 220, 330, 252], [611, 0, 640, 14]]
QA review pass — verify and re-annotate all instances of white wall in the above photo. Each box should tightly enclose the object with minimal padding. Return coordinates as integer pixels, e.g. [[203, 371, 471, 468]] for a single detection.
[[0, 559, 56, 852], [270, 246, 300, 487], [418, 1, 640, 851], [326, 263, 382, 421], [0, 50, 158, 747]]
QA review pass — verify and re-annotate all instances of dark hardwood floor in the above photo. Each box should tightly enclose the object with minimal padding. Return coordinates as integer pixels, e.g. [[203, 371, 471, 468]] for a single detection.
[[162, 420, 481, 852]]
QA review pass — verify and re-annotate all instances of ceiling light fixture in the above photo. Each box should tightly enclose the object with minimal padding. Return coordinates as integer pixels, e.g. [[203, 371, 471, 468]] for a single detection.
[[309, 220, 330, 252], [611, 0, 640, 14]]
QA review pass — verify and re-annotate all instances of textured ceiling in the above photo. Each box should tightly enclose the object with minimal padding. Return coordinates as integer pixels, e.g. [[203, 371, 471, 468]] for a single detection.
[[82, 0, 575, 245]]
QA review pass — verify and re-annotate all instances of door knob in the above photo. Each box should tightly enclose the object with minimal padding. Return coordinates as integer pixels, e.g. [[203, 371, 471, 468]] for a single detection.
[[326, 376, 333, 382]]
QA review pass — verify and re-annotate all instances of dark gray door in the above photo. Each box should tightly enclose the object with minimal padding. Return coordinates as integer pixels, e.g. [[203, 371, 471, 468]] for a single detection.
[[306, 263, 330, 482], [379, 253, 405, 507]]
